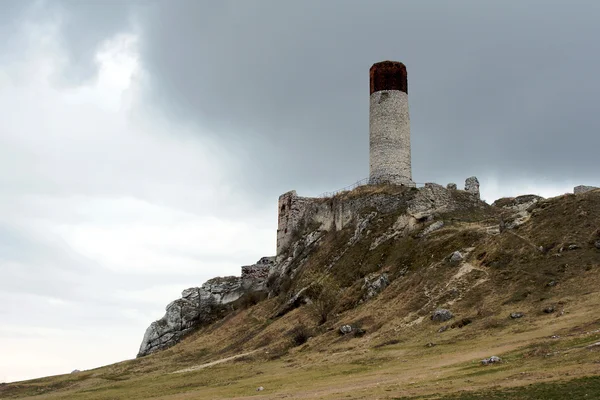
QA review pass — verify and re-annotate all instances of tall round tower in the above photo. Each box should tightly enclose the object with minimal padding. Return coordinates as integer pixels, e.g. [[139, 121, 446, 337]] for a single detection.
[[369, 61, 414, 187]]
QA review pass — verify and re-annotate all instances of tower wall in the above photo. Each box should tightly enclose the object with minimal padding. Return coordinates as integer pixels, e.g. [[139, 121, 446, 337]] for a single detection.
[[369, 61, 414, 187]]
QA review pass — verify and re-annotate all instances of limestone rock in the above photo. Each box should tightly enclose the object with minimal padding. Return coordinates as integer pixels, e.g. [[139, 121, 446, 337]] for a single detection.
[[418, 221, 444, 238], [481, 356, 502, 365], [137, 276, 246, 357], [493, 194, 543, 229], [431, 309, 453, 322], [370, 214, 418, 249], [510, 312, 524, 319], [449, 251, 464, 264], [348, 212, 377, 246], [446, 183, 457, 190], [464, 176, 480, 199], [362, 272, 389, 300], [256, 386, 264, 392], [339, 325, 353, 335], [241, 256, 275, 291], [574, 185, 599, 194]]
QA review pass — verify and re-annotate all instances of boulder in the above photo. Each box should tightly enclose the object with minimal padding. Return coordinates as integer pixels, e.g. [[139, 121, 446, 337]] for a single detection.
[[431, 309, 453, 322], [339, 325, 353, 335], [481, 356, 502, 365], [446, 183, 457, 190], [510, 312, 524, 319], [595, 240, 600, 250], [449, 251, 464, 264]]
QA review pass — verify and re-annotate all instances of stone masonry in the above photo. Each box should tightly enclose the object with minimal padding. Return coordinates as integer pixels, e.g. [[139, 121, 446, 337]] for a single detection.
[[574, 185, 599, 194], [369, 61, 414, 187], [277, 190, 314, 255], [241, 256, 275, 290]]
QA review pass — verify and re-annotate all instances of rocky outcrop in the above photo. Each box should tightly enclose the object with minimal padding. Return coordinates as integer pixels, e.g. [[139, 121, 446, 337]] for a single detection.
[[138, 258, 274, 357], [272, 183, 488, 286], [277, 182, 486, 258], [493, 194, 543, 229], [431, 309, 453, 322], [242, 257, 275, 291], [481, 356, 502, 365], [464, 176, 480, 199], [362, 272, 389, 300], [449, 251, 464, 264]]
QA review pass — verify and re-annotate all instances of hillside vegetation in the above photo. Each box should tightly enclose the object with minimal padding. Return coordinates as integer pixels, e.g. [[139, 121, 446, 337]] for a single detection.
[[3, 187, 600, 399]]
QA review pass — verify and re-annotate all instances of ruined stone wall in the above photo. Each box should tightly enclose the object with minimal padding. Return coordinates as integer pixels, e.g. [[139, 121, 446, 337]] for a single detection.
[[241, 256, 275, 290], [277, 191, 318, 255], [574, 185, 599, 194]]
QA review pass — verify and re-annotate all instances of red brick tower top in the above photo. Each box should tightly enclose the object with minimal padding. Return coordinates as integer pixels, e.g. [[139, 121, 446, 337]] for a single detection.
[[369, 61, 408, 95]]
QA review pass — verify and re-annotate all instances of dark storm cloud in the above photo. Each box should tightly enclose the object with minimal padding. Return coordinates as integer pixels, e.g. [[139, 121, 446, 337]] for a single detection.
[[133, 0, 600, 194], [9, 0, 600, 194]]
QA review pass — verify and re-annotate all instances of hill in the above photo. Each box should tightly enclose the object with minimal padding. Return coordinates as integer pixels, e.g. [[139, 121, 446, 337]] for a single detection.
[[2, 185, 600, 399]]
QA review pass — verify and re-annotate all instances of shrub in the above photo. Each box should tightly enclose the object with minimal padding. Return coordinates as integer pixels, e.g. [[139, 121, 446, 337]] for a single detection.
[[302, 273, 341, 324], [289, 325, 312, 347]]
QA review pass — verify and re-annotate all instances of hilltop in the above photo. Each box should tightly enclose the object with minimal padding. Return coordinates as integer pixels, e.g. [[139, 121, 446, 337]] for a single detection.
[[2, 184, 600, 399]]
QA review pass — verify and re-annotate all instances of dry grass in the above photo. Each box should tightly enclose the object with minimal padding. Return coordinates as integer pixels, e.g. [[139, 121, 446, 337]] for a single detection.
[[3, 190, 600, 399]]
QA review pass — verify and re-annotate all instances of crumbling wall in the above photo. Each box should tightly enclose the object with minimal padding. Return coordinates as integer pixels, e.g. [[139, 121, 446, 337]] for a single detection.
[[277, 191, 318, 255], [241, 256, 275, 290], [574, 185, 599, 194]]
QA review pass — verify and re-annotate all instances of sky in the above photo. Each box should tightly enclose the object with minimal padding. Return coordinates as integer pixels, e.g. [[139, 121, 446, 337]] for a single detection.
[[1, 0, 599, 383]]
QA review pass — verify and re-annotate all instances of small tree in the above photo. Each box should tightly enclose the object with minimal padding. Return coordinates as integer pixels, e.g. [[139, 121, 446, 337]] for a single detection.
[[304, 273, 341, 324]]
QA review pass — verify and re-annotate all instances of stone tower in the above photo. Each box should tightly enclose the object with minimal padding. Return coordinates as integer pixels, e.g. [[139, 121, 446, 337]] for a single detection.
[[369, 61, 414, 187]]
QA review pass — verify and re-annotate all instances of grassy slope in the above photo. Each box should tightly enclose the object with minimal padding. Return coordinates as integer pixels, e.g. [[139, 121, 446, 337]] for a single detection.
[[2, 190, 600, 400]]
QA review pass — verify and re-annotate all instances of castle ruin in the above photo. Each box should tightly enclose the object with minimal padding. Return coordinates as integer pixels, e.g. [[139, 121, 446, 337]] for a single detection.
[[276, 61, 480, 255]]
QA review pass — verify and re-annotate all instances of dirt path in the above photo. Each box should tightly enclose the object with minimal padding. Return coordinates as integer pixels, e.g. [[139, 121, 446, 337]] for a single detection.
[[172, 350, 260, 374]]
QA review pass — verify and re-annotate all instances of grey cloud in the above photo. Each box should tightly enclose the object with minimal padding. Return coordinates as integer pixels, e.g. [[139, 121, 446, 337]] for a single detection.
[[7, 0, 599, 196], [133, 0, 600, 194]]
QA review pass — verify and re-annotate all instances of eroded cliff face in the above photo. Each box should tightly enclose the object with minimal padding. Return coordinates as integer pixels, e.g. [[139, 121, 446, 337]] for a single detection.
[[137, 257, 274, 357], [271, 183, 486, 291]]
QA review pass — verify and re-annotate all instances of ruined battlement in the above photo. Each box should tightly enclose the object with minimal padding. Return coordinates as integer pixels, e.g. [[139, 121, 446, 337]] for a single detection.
[[276, 177, 481, 256]]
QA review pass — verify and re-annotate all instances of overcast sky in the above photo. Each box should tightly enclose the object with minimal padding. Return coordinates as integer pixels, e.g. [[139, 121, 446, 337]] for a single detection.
[[1, 0, 599, 383]]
